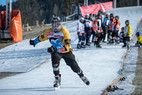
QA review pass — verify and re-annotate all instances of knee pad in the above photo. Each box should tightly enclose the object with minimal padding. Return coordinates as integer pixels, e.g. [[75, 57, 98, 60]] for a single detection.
[[53, 64, 59, 71]]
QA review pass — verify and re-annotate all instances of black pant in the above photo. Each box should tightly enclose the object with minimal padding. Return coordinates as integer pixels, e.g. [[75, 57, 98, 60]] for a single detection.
[[102, 26, 107, 41], [85, 27, 91, 44], [51, 51, 83, 77], [112, 30, 119, 38], [94, 33, 102, 45], [123, 37, 130, 46], [107, 30, 112, 41], [77, 33, 86, 45]]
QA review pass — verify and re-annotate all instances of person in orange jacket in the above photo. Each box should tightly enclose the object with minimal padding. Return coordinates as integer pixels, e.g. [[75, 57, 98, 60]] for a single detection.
[[107, 13, 115, 43], [92, 14, 103, 48], [111, 16, 120, 44]]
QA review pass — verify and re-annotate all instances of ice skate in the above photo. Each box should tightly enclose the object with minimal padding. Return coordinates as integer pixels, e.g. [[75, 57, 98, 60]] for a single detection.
[[135, 41, 140, 47], [53, 74, 61, 90], [80, 75, 90, 85], [77, 44, 81, 49], [96, 44, 102, 48]]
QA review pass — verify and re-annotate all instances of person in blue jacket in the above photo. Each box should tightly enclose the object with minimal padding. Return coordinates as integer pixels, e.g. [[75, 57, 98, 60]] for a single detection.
[[102, 13, 110, 42]]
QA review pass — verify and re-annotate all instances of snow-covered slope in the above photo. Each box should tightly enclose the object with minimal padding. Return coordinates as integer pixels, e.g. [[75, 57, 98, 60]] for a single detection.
[[0, 6, 142, 95]]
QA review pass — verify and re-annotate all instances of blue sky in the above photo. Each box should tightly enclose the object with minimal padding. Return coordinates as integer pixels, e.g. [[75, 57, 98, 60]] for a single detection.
[[0, 0, 17, 6]]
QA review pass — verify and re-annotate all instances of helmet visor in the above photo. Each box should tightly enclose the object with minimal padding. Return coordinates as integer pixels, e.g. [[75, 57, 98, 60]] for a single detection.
[[52, 23, 62, 32]]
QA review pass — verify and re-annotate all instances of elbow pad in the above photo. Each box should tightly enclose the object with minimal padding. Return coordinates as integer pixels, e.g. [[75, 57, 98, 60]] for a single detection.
[[34, 37, 40, 45], [64, 39, 71, 44]]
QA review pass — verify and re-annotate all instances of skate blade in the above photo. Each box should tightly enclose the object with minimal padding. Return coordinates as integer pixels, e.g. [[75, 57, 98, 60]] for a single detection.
[[85, 81, 90, 85], [54, 86, 60, 91]]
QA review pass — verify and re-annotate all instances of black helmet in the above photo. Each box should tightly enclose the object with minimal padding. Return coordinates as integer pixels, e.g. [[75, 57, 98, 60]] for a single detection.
[[51, 15, 61, 24], [115, 16, 119, 20], [110, 13, 114, 17], [121, 27, 125, 30], [89, 14, 93, 18], [98, 10, 102, 13], [125, 20, 129, 24], [125, 20, 129, 26]]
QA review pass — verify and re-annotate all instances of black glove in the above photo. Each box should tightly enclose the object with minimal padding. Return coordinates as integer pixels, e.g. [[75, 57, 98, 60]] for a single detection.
[[47, 46, 57, 53], [29, 40, 36, 47]]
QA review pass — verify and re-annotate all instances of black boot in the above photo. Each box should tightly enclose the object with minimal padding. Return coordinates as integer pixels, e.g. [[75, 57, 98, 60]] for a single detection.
[[81, 44, 86, 48], [107, 39, 112, 44], [126, 41, 130, 50], [96, 44, 102, 48], [102, 40, 107, 43], [115, 39, 120, 45], [135, 41, 140, 47], [78, 73, 90, 86], [80, 75, 90, 85], [81, 42, 86, 48], [86, 42, 91, 46], [94, 41, 97, 46], [53, 74, 61, 88], [77, 44, 81, 49], [122, 45, 126, 48]]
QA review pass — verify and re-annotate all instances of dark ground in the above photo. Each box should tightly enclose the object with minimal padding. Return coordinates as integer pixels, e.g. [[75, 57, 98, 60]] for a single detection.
[[0, 72, 22, 79]]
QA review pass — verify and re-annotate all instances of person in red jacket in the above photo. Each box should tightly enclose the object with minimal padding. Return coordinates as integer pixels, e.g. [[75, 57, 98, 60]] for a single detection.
[[111, 16, 120, 44], [107, 13, 115, 44], [92, 14, 103, 48]]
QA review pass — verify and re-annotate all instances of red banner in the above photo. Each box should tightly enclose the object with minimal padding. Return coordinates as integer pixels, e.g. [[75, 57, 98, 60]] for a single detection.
[[80, 1, 113, 16]]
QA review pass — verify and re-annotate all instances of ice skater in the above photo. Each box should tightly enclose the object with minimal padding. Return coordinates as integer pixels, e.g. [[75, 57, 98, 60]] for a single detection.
[[29, 15, 90, 89]]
